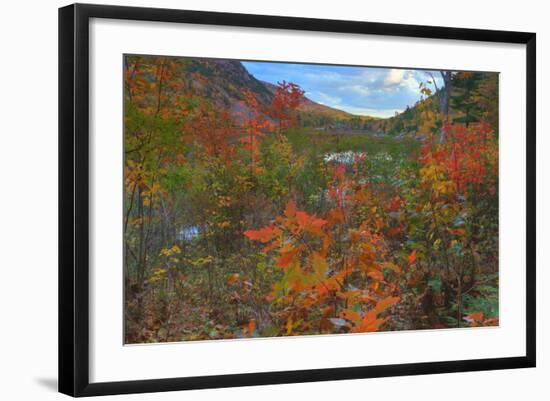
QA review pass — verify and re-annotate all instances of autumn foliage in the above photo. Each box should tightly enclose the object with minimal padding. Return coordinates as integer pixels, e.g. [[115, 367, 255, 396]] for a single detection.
[[123, 56, 499, 343]]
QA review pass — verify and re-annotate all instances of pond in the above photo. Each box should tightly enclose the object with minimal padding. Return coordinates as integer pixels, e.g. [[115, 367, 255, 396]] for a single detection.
[[176, 225, 200, 241], [323, 150, 366, 164], [324, 150, 395, 165]]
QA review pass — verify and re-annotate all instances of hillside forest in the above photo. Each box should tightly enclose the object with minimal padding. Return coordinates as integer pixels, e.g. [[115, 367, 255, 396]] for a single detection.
[[124, 55, 499, 343]]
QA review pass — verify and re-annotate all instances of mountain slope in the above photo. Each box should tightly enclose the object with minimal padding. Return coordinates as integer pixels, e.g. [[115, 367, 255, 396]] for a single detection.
[[260, 80, 352, 119], [180, 59, 365, 125], [177, 59, 499, 138], [181, 58, 273, 108], [374, 71, 499, 137]]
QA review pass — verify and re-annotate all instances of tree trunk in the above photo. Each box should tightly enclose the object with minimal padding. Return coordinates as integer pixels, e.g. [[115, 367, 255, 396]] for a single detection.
[[439, 71, 453, 143]]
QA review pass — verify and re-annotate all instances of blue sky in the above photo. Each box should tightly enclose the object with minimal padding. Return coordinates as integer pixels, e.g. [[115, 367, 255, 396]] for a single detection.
[[242, 61, 443, 118]]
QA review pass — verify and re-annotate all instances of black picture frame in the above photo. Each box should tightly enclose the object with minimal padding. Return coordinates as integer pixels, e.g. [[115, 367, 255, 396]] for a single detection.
[[59, 3, 536, 397]]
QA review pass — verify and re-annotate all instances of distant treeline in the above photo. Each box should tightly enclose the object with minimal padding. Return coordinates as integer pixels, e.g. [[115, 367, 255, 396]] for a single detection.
[[298, 71, 499, 138]]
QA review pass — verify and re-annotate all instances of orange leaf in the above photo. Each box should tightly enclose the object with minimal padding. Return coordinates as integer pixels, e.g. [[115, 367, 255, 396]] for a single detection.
[[327, 208, 345, 225], [311, 217, 328, 227], [464, 312, 484, 324], [276, 244, 303, 268], [454, 228, 466, 236], [248, 319, 256, 333], [316, 285, 329, 297], [277, 254, 293, 268], [296, 211, 309, 228], [276, 246, 301, 268], [408, 250, 417, 265], [262, 239, 281, 252], [285, 200, 296, 218], [244, 225, 278, 243], [367, 270, 384, 281], [483, 317, 499, 326], [374, 296, 400, 315], [322, 305, 334, 318], [338, 289, 363, 300], [382, 262, 401, 273], [355, 310, 389, 332], [227, 273, 239, 285], [360, 317, 389, 332], [341, 308, 361, 323], [244, 229, 262, 241]]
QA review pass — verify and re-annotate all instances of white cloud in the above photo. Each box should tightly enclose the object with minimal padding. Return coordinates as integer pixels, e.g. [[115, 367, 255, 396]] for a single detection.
[[244, 61, 441, 118], [345, 85, 371, 96], [404, 74, 420, 92], [384, 69, 406, 86], [303, 71, 344, 83], [383, 69, 423, 93], [359, 70, 379, 83]]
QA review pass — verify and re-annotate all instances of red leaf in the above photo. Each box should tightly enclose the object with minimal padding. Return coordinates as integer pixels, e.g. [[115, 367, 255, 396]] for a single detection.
[[244, 230, 262, 241], [296, 211, 309, 228], [311, 217, 328, 227], [316, 285, 329, 297], [285, 200, 296, 217], [244, 225, 277, 243], [277, 251, 296, 268], [408, 250, 417, 265]]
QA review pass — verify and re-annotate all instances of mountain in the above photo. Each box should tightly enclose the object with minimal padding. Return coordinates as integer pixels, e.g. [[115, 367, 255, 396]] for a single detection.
[[179, 58, 273, 108], [128, 55, 499, 143], [175, 59, 498, 138], [179, 58, 366, 125], [261, 79, 381, 130], [260, 80, 353, 120]]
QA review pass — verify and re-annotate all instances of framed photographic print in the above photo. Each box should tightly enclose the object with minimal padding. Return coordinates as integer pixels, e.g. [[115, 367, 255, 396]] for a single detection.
[[59, 3, 536, 397]]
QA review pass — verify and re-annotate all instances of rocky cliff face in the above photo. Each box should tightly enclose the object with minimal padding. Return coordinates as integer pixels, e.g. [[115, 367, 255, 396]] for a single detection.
[[180, 58, 274, 109], [178, 58, 363, 121]]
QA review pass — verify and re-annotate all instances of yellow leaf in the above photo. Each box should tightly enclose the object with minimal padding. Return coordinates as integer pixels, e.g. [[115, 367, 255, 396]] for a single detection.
[[286, 317, 293, 335], [311, 252, 328, 278], [382, 262, 401, 273]]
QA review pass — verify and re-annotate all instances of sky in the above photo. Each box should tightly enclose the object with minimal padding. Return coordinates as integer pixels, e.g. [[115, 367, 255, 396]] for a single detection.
[[242, 61, 443, 118]]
